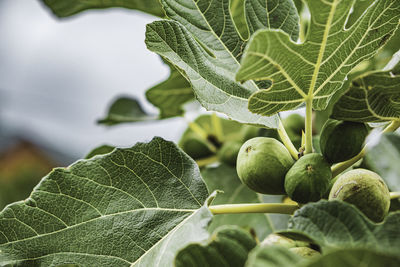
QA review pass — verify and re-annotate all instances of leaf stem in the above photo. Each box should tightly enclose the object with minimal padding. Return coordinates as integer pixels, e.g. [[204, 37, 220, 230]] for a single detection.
[[209, 203, 299, 215], [305, 98, 313, 154], [277, 119, 299, 160], [331, 120, 400, 178], [390, 192, 400, 200]]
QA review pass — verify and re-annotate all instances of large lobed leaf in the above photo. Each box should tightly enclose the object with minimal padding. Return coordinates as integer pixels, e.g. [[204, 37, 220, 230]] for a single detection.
[[331, 62, 400, 122], [145, 0, 300, 128], [0, 137, 211, 266], [287, 200, 400, 256], [237, 0, 400, 116], [40, 0, 164, 18]]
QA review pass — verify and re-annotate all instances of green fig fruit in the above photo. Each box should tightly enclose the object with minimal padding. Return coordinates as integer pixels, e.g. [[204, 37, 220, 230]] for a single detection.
[[285, 153, 332, 203], [320, 119, 368, 164], [261, 234, 309, 248], [236, 137, 294, 194], [289, 247, 320, 258], [218, 140, 242, 166], [179, 132, 213, 159], [240, 125, 261, 142], [283, 114, 305, 137], [329, 169, 390, 222]]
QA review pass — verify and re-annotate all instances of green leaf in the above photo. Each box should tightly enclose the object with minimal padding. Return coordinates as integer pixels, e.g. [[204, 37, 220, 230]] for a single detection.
[[287, 200, 400, 256], [245, 245, 302, 267], [202, 164, 273, 240], [85, 144, 115, 159], [237, 0, 400, 116], [146, 61, 194, 119], [98, 97, 157, 125], [331, 64, 400, 122], [0, 137, 212, 266], [246, 246, 400, 267], [40, 0, 164, 18], [305, 248, 400, 267], [230, 0, 248, 40], [175, 226, 257, 267], [145, 0, 300, 128], [364, 133, 400, 191]]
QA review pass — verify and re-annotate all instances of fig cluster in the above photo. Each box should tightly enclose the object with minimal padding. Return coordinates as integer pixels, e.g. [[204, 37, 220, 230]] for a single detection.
[[234, 116, 391, 221]]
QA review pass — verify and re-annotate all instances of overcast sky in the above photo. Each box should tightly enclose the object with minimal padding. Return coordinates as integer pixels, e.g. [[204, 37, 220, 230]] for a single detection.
[[0, 0, 188, 160]]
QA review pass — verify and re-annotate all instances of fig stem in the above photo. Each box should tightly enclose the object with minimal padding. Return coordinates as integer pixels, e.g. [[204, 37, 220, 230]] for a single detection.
[[278, 119, 299, 160], [211, 112, 224, 142], [390, 192, 400, 200], [331, 120, 400, 178], [209, 203, 299, 215], [304, 98, 313, 154], [196, 155, 218, 167]]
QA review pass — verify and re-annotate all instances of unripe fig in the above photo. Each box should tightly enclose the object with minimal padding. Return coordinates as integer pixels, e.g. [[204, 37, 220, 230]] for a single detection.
[[261, 233, 308, 248], [329, 169, 390, 222], [284, 153, 332, 203], [283, 114, 305, 137], [283, 114, 305, 149], [289, 247, 320, 258], [179, 133, 213, 159], [240, 125, 261, 142], [217, 140, 242, 166], [236, 137, 294, 194], [320, 119, 368, 163]]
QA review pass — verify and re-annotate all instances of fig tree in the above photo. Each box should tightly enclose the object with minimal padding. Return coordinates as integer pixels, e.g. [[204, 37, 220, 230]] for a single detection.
[[320, 119, 368, 163], [236, 137, 294, 194], [217, 140, 242, 166], [284, 153, 332, 203], [329, 169, 390, 222]]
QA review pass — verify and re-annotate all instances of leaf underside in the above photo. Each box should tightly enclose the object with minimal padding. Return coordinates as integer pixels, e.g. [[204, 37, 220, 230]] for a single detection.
[[0, 137, 211, 266], [146, 60, 194, 119], [236, 0, 400, 116], [175, 226, 257, 267], [145, 0, 300, 128], [331, 65, 400, 122], [246, 245, 400, 267], [288, 200, 400, 256], [40, 0, 164, 18]]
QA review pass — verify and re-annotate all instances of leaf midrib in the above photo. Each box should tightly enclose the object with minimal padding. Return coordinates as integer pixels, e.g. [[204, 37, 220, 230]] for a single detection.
[[308, 0, 339, 99], [313, 1, 397, 96], [1, 207, 196, 247]]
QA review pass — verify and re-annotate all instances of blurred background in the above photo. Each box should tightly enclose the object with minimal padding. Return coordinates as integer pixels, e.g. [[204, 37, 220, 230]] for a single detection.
[[0, 0, 187, 208]]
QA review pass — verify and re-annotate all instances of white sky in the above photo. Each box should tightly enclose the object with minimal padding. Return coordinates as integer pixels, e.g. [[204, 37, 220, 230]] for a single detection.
[[0, 0, 187, 160]]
